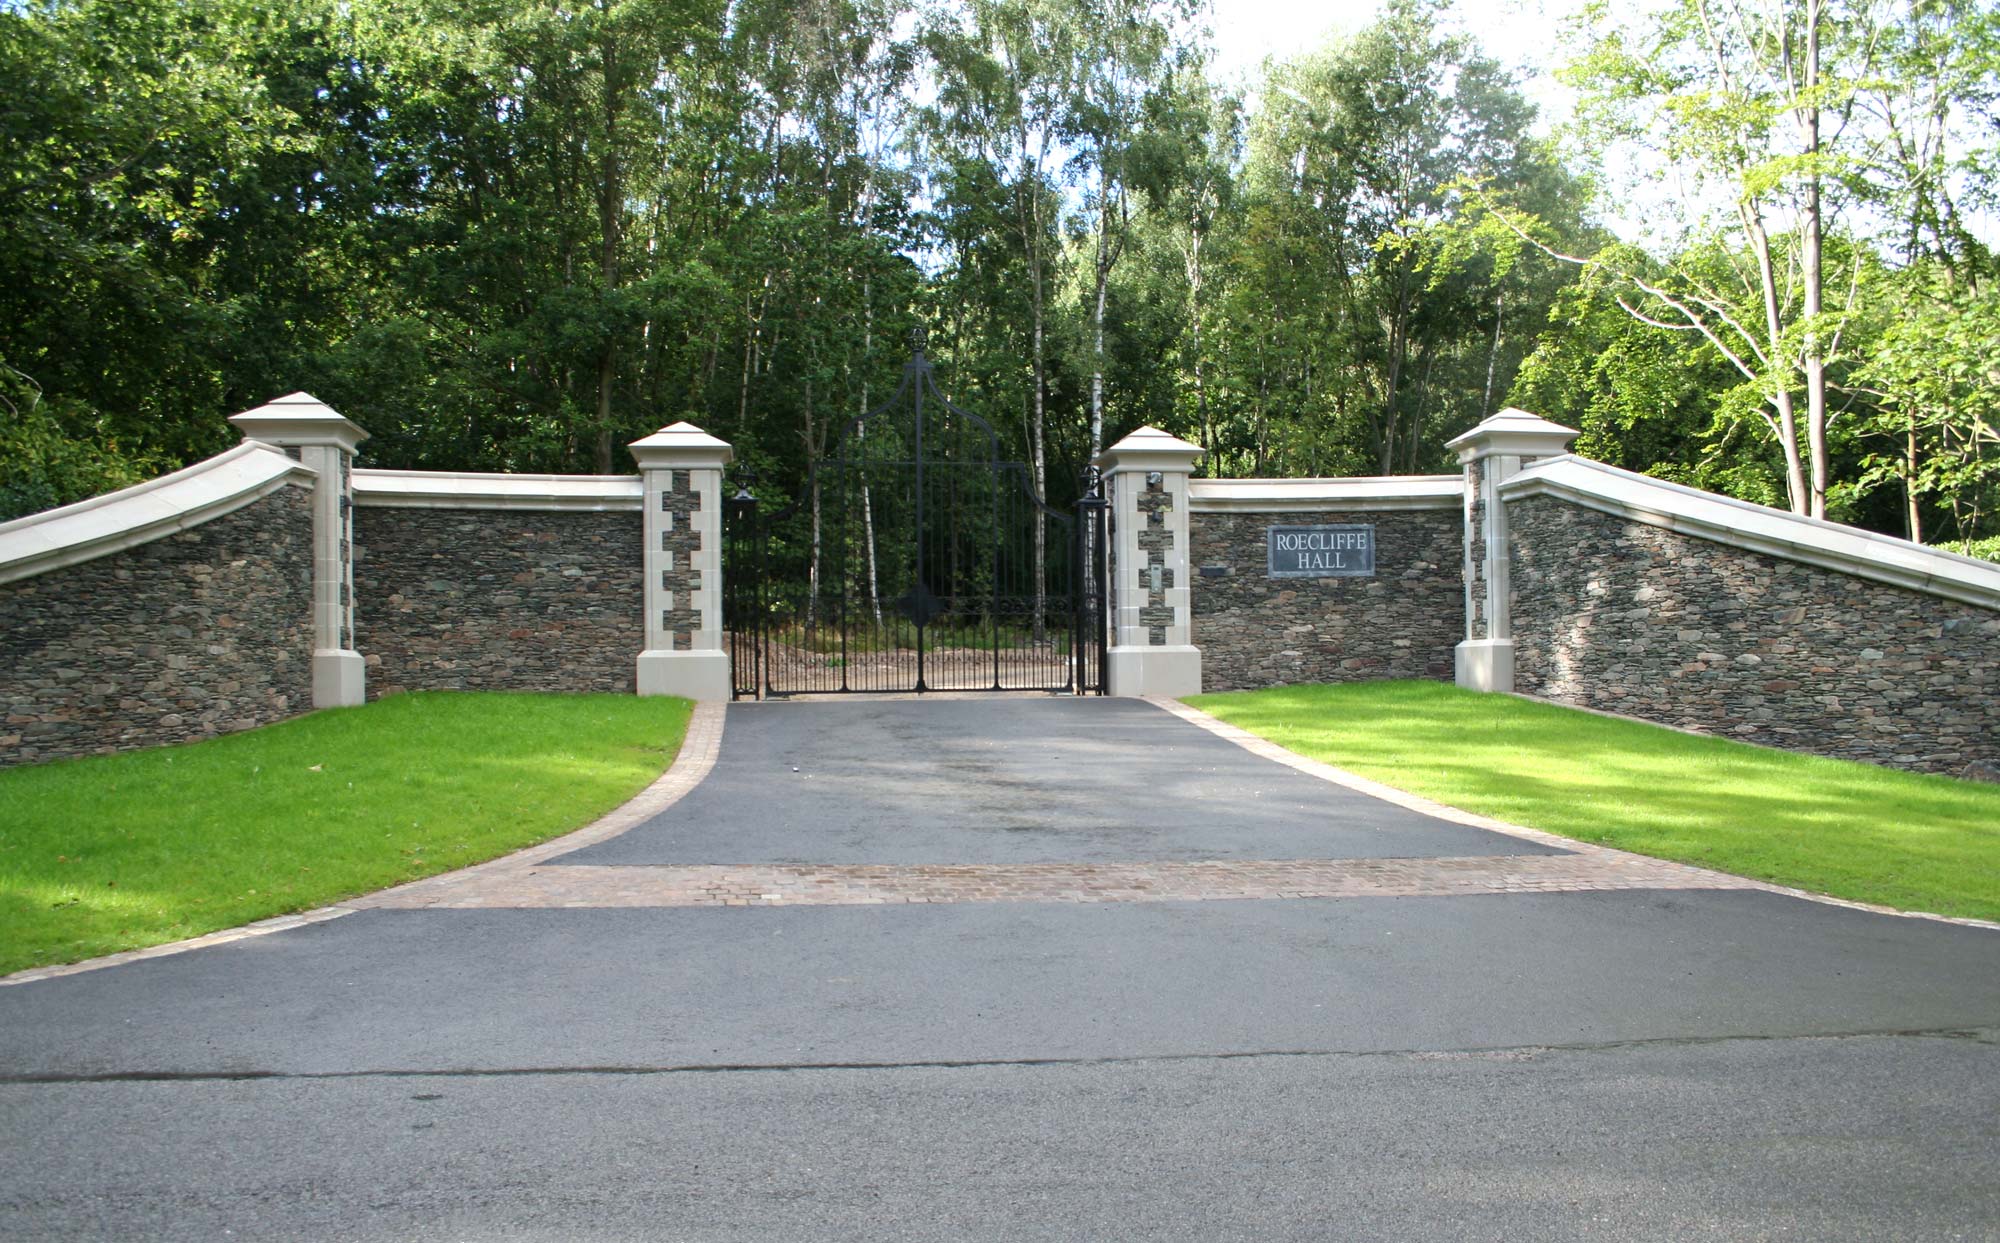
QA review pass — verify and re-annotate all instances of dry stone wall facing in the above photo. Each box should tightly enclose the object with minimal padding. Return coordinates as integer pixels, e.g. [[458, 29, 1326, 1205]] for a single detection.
[[1507, 494, 2000, 774], [0, 486, 315, 766], [354, 508, 643, 695], [1190, 508, 1463, 691]]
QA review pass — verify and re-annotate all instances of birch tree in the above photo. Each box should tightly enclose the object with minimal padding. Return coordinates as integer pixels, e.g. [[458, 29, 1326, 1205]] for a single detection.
[[1067, 0, 1186, 458], [1555, 0, 1888, 517]]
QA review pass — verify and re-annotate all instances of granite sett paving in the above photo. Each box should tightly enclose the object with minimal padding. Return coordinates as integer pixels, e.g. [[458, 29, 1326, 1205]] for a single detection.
[[368, 850, 1756, 910]]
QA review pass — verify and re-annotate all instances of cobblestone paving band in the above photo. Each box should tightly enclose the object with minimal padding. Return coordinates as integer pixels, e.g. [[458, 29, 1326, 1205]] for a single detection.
[[363, 852, 1758, 910]]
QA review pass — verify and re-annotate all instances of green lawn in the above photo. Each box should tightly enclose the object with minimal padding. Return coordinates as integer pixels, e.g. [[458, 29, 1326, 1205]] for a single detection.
[[0, 692, 692, 975], [1189, 680, 2000, 922]]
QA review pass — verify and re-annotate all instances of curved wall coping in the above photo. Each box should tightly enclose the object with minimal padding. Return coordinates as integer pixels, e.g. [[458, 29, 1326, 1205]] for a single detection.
[[1502, 455, 2000, 612], [0, 441, 316, 586], [1190, 476, 1461, 513], [353, 469, 643, 511]]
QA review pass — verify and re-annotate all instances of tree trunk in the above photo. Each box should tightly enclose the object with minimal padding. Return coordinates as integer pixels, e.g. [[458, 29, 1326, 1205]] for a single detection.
[[1904, 413, 1923, 542], [1799, 0, 1830, 519], [804, 373, 820, 630], [1482, 288, 1505, 417], [1406, 337, 1439, 474], [1378, 268, 1414, 474], [860, 271, 881, 626], [594, 27, 622, 475], [1740, 202, 1811, 514], [1091, 242, 1110, 460], [1186, 217, 1210, 456], [1022, 126, 1050, 642]]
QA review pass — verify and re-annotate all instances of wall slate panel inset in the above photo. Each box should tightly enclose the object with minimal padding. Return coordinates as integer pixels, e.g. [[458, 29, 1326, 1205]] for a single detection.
[[1507, 494, 2000, 774], [1190, 508, 1462, 691], [0, 486, 315, 767], [354, 509, 642, 695]]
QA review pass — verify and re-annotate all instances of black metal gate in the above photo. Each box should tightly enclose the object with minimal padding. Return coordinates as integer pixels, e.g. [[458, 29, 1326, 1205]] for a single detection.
[[724, 341, 1107, 698]]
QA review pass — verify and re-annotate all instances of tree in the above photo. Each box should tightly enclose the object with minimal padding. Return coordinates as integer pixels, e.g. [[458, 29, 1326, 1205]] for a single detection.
[[1214, 0, 1570, 477], [1067, 0, 1187, 458], [1547, 0, 1999, 520], [0, 0, 313, 478], [1511, 244, 1797, 508], [1853, 271, 2000, 545], [922, 0, 1086, 628]]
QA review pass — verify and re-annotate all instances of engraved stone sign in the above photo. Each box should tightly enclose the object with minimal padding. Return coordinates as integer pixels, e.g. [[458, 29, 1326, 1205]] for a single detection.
[[1267, 524, 1375, 578]]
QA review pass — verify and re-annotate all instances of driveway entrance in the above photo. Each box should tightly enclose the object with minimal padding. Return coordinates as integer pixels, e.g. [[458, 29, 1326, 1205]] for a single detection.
[[2, 696, 1996, 1240], [723, 342, 1108, 699]]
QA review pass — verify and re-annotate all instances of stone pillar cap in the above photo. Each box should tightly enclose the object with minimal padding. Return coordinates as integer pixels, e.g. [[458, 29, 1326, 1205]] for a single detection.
[[1097, 426, 1204, 472], [228, 392, 369, 453], [1446, 408, 1578, 463], [630, 421, 734, 469]]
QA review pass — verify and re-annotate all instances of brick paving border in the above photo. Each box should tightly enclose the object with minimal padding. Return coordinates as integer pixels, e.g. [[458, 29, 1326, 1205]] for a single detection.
[[366, 853, 1758, 910]]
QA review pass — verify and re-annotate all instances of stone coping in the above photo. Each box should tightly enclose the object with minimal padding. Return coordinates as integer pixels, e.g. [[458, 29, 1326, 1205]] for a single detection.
[[1501, 455, 2000, 612], [0, 441, 316, 586], [1096, 424, 1205, 471], [1189, 476, 1461, 512], [628, 421, 733, 469], [352, 469, 644, 511]]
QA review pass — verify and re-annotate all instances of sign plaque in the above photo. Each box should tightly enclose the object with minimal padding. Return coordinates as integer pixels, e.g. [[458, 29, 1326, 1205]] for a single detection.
[[1267, 524, 1375, 578]]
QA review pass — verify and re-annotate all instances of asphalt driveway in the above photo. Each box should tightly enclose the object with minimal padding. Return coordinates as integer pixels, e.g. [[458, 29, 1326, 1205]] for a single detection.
[[556, 697, 1563, 864], [2, 696, 1996, 1241]]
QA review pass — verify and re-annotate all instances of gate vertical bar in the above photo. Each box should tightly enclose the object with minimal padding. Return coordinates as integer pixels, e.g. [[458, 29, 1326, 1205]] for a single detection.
[[912, 344, 927, 692], [755, 483, 769, 698], [838, 465, 851, 692], [1074, 466, 1108, 694], [992, 453, 1003, 690], [1072, 486, 1085, 693]]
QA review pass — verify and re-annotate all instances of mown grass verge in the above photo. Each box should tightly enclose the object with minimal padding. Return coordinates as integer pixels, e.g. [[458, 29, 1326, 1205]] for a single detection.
[[1188, 680, 2000, 922], [0, 692, 692, 974]]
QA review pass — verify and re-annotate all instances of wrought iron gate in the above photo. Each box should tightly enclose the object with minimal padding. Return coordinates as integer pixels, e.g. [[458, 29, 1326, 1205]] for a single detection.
[[724, 341, 1107, 698]]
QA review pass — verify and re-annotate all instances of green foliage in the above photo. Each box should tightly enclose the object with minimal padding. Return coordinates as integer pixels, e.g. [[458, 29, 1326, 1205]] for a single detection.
[[0, 0, 312, 468], [1198, 0, 1585, 478], [0, 0, 1994, 546], [1193, 680, 2000, 922], [1952, 536, 2000, 563], [1547, 0, 2000, 522], [0, 364, 170, 521], [1508, 245, 1795, 507], [1852, 264, 2000, 544]]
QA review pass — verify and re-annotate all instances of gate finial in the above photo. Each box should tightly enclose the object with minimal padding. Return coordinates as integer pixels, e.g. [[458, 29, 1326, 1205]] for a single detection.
[[909, 323, 928, 358]]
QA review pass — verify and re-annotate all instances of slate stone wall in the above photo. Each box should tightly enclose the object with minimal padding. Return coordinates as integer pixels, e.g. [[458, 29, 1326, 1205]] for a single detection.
[[354, 508, 642, 695], [1507, 494, 2000, 774], [0, 486, 315, 767], [1190, 508, 1463, 691]]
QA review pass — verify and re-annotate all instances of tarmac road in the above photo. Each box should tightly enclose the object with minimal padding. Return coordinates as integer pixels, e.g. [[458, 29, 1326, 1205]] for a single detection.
[[2, 696, 1996, 1241]]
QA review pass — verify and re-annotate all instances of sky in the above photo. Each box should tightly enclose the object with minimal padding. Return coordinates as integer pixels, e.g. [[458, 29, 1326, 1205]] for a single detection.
[[1204, 0, 1587, 132]]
